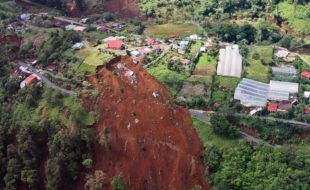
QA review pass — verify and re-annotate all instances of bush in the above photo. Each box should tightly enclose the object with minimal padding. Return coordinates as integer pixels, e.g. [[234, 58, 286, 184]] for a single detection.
[[210, 114, 239, 138], [111, 175, 127, 190]]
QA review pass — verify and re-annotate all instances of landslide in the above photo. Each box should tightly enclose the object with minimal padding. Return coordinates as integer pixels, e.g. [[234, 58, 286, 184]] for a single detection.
[[83, 56, 210, 190]]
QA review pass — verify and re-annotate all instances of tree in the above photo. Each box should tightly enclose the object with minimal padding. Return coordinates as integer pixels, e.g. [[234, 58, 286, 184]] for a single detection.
[[210, 114, 239, 138]]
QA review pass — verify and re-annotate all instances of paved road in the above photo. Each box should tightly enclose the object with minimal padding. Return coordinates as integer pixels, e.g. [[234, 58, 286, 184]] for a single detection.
[[236, 114, 310, 128], [189, 109, 270, 145], [17, 61, 77, 96]]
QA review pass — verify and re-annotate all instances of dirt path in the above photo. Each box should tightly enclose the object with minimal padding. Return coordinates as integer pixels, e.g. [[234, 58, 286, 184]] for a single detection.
[[82, 56, 210, 190]]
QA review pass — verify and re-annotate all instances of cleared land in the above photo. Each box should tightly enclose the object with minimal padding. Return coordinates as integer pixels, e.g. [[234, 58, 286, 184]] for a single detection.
[[246, 46, 273, 83], [144, 23, 203, 37], [194, 53, 217, 76], [177, 75, 212, 104]]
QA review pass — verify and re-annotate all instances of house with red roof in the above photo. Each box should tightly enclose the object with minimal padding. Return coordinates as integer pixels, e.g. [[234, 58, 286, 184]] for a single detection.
[[182, 59, 190, 65], [171, 56, 180, 62], [107, 40, 124, 49], [73, 26, 87, 32], [20, 74, 38, 88], [304, 107, 310, 114], [301, 71, 310, 79], [132, 55, 145, 64], [278, 100, 292, 112], [145, 38, 157, 45], [138, 47, 152, 55], [268, 102, 278, 112]]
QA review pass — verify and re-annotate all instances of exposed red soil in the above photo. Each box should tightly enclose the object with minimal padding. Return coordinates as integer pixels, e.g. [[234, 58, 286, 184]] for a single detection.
[[82, 56, 210, 190], [69, 0, 140, 18], [0, 35, 22, 48]]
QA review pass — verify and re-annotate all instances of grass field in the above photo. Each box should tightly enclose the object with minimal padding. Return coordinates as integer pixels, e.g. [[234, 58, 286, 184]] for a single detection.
[[192, 117, 240, 149], [211, 76, 241, 106], [147, 64, 188, 96], [194, 53, 217, 76], [189, 41, 202, 57], [246, 46, 273, 83], [144, 23, 204, 37], [277, 1, 310, 35], [76, 44, 113, 73]]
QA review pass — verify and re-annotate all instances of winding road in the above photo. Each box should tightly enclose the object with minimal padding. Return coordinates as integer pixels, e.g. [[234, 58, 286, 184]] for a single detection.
[[17, 61, 77, 96]]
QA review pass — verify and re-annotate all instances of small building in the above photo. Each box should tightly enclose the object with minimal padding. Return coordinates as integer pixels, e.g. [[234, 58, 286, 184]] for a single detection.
[[304, 91, 310, 99], [275, 49, 289, 58], [179, 41, 190, 49], [20, 74, 38, 88], [304, 107, 310, 114], [97, 26, 107, 32], [107, 40, 124, 49], [138, 47, 152, 55], [130, 50, 141, 57], [80, 18, 89, 24], [73, 26, 87, 32], [27, 57, 38, 65], [268, 103, 278, 112], [301, 71, 310, 79], [188, 34, 201, 41], [154, 46, 161, 52], [278, 100, 292, 112], [200, 47, 207, 52], [65, 24, 76, 31], [20, 13, 30, 21], [47, 64, 56, 71], [182, 59, 190, 65], [132, 55, 145, 64], [145, 38, 157, 45], [72, 42, 84, 50], [171, 56, 179, 62]]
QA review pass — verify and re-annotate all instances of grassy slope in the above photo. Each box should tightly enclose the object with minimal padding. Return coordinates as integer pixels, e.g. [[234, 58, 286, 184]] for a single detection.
[[144, 23, 203, 37], [147, 63, 187, 96], [194, 53, 217, 76], [277, 1, 310, 35], [76, 44, 113, 73]]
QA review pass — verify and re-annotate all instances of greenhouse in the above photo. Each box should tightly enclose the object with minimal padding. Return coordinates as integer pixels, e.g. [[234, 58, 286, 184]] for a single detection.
[[234, 78, 269, 107], [272, 65, 297, 80], [217, 45, 242, 78], [234, 79, 299, 107], [267, 80, 299, 101]]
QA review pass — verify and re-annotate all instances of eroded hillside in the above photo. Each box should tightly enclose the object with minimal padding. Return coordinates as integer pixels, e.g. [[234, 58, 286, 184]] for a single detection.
[[82, 56, 210, 190]]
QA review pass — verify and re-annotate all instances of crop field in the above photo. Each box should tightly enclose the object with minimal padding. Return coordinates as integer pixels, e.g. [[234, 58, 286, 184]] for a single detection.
[[144, 23, 203, 37], [246, 46, 273, 83], [194, 53, 217, 76], [177, 75, 212, 104], [277, 1, 310, 35], [211, 76, 241, 106]]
